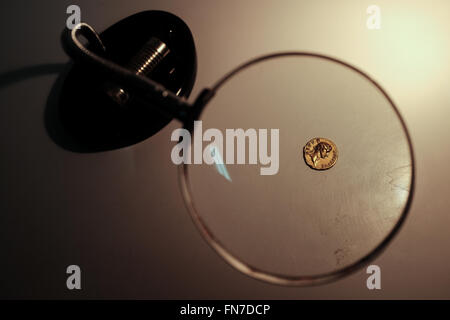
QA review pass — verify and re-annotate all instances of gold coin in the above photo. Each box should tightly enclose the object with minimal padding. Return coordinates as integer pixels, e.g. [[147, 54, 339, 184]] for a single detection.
[[303, 137, 338, 170]]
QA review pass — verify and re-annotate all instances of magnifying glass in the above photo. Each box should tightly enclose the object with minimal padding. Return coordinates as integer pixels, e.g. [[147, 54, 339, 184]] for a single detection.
[[180, 52, 414, 286], [61, 15, 414, 286]]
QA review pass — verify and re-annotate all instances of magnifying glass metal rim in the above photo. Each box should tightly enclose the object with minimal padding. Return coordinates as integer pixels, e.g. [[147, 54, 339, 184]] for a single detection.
[[178, 51, 416, 286]]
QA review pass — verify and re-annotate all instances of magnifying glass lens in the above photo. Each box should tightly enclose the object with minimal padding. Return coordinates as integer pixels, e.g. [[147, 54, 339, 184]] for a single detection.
[[181, 54, 413, 284]]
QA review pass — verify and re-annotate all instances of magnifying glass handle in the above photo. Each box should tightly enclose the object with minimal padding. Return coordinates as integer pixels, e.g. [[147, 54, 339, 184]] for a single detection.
[[61, 23, 192, 122]]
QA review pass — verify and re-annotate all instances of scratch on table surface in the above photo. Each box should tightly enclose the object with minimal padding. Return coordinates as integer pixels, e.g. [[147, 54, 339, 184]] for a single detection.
[[334, 248, 346, 266], [386, 165, 412, 192]]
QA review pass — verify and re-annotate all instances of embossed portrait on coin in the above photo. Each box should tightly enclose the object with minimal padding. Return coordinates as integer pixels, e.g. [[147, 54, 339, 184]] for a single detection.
[[303, 138, 338, 170], [308, 142, 332, 165]]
